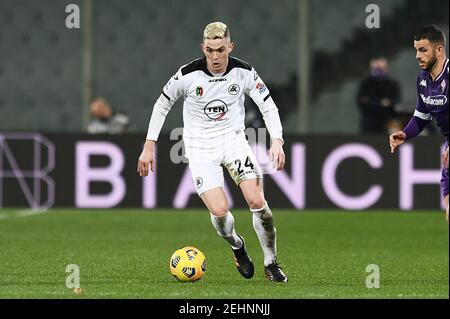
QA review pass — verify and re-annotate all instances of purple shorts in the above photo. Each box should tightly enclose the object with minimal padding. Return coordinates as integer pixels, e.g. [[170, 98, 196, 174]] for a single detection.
[[442, 167, 449, 198], [442, 142, 449, 198]]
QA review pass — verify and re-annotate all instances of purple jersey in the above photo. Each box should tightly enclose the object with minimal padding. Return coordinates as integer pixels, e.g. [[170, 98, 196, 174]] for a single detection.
[[415, 58, 449, 141]]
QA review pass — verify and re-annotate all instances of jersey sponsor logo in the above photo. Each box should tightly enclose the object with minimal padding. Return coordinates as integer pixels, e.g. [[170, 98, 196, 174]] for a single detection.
[[420, 94, 447, 107], [228, 84, 240, 95], [204, 99, 228, 120], [208, 78, 227, 83], [196, 86, 204, 97], [419, 79, 427, 87], [256, 82, 267, 94]]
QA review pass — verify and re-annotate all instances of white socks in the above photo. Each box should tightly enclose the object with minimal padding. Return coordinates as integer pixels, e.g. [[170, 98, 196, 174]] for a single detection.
[[210, 204, 277, 266], [251, 202, 277, 266], [210, 211, 243, 250]]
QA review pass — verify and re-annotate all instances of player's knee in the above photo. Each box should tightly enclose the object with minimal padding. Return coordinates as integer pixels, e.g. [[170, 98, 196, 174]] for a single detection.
[[209, 206, 229, 217], [247, 197, 266, 211]]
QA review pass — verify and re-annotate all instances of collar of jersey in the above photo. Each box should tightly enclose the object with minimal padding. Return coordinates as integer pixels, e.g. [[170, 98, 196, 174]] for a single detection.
[[433, 58, 449, 82], [201, 57, 235, 77], [426, 58, 449, 82]]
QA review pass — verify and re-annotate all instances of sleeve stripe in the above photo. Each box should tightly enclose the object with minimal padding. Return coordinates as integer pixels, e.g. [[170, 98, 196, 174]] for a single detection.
[[162, 91, 171, 101], [263, 93, 271, 102], [413, 110, 432, 121]]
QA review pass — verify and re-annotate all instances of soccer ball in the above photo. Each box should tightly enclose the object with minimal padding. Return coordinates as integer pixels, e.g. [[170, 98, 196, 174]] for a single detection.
[[169, 246, 207, 282]]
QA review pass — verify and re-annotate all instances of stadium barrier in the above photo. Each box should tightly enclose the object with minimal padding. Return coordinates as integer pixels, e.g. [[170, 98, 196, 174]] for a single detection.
[[0, 132, 445, 210]]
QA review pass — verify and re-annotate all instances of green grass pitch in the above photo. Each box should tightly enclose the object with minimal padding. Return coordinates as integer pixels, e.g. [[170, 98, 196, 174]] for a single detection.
[[0, 209, 448, 299]]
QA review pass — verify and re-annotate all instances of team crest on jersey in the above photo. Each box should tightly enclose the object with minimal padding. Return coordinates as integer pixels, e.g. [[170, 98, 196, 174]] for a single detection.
[[441, 80, 446, 93], [228, 84, 240, 95], [196, 86, 204, 97], [256, 82, 266, 94], [204, 99, 228, 120]]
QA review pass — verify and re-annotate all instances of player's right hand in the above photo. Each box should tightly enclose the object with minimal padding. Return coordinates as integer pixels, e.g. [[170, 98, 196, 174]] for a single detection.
[[137, 140, 156, 176], [389, 131, 406, 154]]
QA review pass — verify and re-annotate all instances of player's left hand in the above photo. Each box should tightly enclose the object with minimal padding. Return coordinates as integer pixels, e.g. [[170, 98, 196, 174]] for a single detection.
[[269, 139, 285, 171], [442, 146, 449, 169]]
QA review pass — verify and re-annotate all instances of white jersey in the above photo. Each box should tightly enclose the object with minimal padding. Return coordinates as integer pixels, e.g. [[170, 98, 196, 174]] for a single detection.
[[146, 56, 284, 154]]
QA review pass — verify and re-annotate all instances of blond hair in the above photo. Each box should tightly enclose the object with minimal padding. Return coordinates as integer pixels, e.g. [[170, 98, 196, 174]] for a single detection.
[[203, 22, 230, 41]]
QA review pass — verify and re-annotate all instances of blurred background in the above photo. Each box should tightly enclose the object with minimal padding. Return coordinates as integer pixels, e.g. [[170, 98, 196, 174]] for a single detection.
[[0, 0, 448, 209], [0, 0, 448, 134], [1, 1, 448, 300]]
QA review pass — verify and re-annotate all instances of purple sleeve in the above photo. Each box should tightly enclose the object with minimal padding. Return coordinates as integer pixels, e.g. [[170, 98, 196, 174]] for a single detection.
[[403, 116, 429, 140]]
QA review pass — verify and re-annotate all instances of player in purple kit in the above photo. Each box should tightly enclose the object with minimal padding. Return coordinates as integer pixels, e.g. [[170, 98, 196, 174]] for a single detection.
[[389, 25, 449, 223]]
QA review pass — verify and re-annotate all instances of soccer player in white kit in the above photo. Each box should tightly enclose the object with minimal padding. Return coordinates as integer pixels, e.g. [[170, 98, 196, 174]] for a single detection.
[[137, 22, 288, 282]]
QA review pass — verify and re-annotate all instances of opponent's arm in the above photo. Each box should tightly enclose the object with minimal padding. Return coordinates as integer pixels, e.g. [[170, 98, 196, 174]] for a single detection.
[[442, 144, 449, 169], [389, 78, 431, 153], [389, 115, 429, 153]]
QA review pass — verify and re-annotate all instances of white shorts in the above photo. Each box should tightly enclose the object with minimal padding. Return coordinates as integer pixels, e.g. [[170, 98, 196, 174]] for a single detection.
[[186, 132, 263, 196]]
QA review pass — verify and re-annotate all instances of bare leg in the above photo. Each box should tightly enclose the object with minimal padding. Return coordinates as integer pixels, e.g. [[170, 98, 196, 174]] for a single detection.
[[444, 194, 449, 224], [201, 187, 243, 249]]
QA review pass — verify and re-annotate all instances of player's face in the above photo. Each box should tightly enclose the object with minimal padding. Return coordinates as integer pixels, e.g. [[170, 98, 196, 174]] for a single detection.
[[414, 39, 438, 71], [202, 38, 234, 73]]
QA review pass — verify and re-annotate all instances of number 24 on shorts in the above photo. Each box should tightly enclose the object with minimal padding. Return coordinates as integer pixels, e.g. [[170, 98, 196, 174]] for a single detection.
[[235, 156, 255, 174]]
